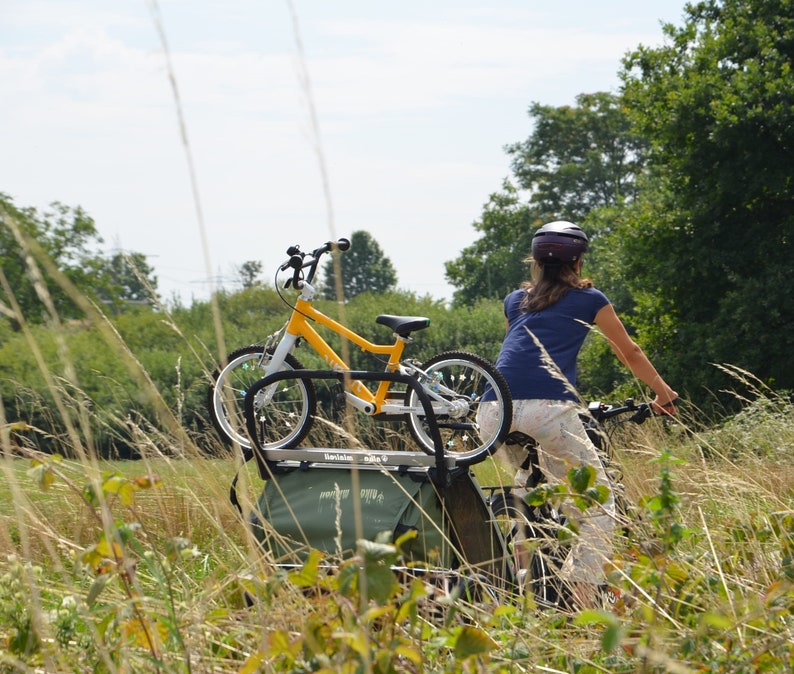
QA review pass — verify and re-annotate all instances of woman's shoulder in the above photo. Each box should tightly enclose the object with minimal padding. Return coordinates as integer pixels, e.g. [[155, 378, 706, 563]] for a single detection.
[[503, 287, 528, 318], [571, 286, 610, 306], [505, 287, 526, 299], [504, 287, 527, 305]]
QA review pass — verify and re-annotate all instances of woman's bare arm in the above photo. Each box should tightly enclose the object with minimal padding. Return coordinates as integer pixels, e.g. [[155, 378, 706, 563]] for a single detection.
[[594, 304, 678, 413]]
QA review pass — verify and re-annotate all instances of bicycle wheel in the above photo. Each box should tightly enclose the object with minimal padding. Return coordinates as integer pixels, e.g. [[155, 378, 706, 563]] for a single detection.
[[405, 350, 512, 464], [488, 490, 567, 607], [487, 491, 527, 582], [208, 345, 316, 449]]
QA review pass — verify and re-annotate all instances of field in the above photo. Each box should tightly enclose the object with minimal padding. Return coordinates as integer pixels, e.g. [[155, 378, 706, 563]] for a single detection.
[[2, 384, 794, 673]]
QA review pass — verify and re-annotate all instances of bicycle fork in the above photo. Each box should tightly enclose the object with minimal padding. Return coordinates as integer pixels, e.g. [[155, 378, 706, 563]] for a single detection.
[[258, 332, 297, 404]]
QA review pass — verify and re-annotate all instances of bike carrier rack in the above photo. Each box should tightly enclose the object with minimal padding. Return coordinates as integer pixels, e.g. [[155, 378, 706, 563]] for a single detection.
[[243, 368, 452, 481], [240, 368, 515, 589]]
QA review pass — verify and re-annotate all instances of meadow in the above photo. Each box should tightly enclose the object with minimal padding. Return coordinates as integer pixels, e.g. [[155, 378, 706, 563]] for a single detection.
[[2, 373, 794, 673], [2, 198, 793, 670]]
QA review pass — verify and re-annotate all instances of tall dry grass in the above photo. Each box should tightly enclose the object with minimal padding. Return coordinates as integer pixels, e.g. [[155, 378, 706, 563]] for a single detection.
[[3, 347, 794, 671], [2, 201, 793, 672], [3, 8, 794, 667], [1, 212, 793, 670]]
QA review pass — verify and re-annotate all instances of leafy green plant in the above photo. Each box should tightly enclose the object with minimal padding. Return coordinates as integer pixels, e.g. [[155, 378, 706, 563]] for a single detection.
[[6, 453, 211, 672], [237, 532, 506, 673], [0, 554, 43, 659]]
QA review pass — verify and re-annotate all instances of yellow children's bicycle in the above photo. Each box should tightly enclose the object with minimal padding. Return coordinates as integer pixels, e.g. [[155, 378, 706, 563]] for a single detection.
[[207, 238, 512, 463]]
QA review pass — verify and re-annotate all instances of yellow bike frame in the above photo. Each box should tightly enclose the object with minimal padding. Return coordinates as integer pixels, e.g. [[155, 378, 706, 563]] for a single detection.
[[277, 293, 410, 414]]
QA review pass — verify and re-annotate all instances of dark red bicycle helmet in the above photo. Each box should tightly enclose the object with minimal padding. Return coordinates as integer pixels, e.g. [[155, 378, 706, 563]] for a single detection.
[[531, 220, 589, 264]]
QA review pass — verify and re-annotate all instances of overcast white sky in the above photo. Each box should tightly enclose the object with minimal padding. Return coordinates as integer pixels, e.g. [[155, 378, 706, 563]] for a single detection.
[[1, 1, 686, 305]]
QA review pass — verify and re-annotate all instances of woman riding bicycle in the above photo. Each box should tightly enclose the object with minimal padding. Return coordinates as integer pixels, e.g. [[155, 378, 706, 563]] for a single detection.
[[478, 220, 678, 610]]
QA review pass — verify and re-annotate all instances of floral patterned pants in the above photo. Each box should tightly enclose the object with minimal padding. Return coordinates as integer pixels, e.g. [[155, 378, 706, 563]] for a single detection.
[[478, 399, 615, 584]]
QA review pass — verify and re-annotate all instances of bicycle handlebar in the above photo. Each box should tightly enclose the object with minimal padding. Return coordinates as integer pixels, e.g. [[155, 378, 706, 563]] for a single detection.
[[588, 397, 653, 424], [279, 238, 351, 288]]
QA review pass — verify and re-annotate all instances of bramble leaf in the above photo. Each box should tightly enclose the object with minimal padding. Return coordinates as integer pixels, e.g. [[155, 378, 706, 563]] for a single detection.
[[453, 626, 497, 659], [288, 549, 324, 588], [569, 465, 596, 494]]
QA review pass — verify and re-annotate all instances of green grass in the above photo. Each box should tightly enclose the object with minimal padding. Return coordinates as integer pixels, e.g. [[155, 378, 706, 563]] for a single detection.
[[2, 394, 794, 672], [1, 244, 792, 671]]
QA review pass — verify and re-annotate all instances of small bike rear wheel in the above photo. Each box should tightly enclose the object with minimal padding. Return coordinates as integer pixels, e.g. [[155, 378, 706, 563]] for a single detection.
[[488, 491, 567, 607], [405, 350, 512, 465], [487, 490, 528, 583], [208, 346, 316, 449]]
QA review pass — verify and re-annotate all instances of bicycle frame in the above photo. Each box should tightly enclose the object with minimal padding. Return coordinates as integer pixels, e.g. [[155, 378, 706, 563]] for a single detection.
[[213, 237, 512, 460], [262, 280, 412, 415]]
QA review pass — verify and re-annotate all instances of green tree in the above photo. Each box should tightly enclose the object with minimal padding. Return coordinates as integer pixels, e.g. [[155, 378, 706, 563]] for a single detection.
[[618, 0, 794, 400], [321, 230, 397, 300], [1, 196, 161, 323], [444, 181, 540, 305], [0, 195, 105, 325], [98, 252, 159, 311], [237, 260, 263, 289], [508, 92, 648, 222], [446, 93, 645, 306]]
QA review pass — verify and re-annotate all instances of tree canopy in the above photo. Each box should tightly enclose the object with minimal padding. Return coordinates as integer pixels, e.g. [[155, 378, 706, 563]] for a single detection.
[[443, 181, 538, 305], [445, 92, 643, 306], [508, 92, 649, 221], [446, 0, 794, 407], [321, 230, 397, 300], [99, 252, 159, 311], [0, 194, 159, 325], [237, 260, 264, 290], [1, 195, 103, 324], [616, 0, 794, 400]]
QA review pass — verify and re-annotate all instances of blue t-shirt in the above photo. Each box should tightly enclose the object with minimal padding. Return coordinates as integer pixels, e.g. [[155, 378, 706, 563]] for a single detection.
[[495, 287, 610, 402]]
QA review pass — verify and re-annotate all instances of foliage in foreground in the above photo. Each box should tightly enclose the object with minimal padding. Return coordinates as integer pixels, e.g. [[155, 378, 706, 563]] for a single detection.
[[2, 385, 794, 672]]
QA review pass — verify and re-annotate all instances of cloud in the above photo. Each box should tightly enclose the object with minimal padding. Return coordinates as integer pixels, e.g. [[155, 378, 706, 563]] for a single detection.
[[0, 1, 681, 302]]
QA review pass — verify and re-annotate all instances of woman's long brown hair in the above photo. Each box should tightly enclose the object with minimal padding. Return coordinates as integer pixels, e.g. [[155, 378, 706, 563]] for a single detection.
[[520, 259, 593, 313]]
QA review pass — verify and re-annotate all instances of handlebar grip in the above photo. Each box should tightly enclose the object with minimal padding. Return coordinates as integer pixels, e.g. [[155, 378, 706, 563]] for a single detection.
[[280, 245, 303, 270], [288, 254, 304, 269], [278, 239, 349, 282], [313, 238, 351, 257], [590, 399, 652, 422]]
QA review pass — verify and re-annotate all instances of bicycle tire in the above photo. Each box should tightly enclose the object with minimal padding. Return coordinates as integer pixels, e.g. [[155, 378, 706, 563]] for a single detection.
[[405, 350, 512, 465], [488, 491, 567, 607], [487, 491, 527, 581], [208, 345, 317, 449]]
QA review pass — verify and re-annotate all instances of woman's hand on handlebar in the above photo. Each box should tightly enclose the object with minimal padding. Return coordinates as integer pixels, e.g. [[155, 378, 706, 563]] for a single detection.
[[652, 394, 680, 416]]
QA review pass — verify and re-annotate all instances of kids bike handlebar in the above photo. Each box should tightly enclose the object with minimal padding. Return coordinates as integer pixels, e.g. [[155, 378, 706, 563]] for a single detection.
[[279, 238, 351, 288]]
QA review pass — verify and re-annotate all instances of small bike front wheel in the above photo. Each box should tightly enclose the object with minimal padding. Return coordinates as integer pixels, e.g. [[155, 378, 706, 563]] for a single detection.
[[208, 345, 316, 449], [405, 350, 512, 465]]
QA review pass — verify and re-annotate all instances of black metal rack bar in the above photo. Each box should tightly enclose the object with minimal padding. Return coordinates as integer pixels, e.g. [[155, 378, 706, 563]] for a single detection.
[[242, 368, 450, 483]]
